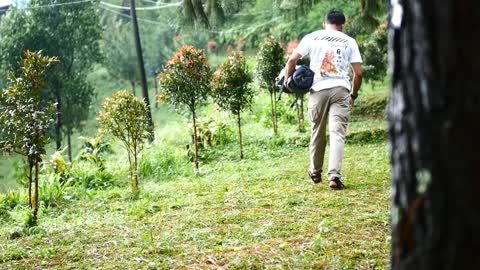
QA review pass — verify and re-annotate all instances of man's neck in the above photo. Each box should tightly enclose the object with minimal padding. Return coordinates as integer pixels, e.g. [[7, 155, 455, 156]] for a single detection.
[[325, 24, 343, 32]]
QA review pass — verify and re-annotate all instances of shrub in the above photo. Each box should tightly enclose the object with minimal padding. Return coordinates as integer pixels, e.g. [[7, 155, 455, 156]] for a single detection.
[[78, 135, 112, 171], [255, 36, 285, 134], [97, 91, 151, 193], [158, 45, 211, 171], [212, 51, 253, 159], [68, 163, 117, 190]]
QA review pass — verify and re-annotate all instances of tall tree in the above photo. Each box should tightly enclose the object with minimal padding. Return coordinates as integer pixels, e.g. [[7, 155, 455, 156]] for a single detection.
[[389, 0, 480, 269], [0, 51, 58, 225], [0, 0, 103, 155], [130, 0, 155, 142]]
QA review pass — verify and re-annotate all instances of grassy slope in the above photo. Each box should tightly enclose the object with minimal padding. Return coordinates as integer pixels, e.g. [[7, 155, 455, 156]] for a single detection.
[[0, 51, 392, 268], [0, 142, 390, 269], [0, 82, 391, 269]]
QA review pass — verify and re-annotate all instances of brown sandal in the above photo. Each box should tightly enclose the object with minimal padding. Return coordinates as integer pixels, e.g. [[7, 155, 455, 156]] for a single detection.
[[329, 177, 345, 190], [308, 171, 322, 184]]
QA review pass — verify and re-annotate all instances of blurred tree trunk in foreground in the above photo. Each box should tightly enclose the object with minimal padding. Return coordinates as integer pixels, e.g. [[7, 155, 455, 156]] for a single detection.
[[389, 0, 480, 269]]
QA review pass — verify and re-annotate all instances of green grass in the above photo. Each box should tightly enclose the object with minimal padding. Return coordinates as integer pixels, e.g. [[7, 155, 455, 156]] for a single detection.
[[0, 139, 390, 269]]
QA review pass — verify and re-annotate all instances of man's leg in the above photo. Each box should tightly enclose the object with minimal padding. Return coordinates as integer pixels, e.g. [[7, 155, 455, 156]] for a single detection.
[[327, 87, 351, 182], [308, 90, 330, 179]]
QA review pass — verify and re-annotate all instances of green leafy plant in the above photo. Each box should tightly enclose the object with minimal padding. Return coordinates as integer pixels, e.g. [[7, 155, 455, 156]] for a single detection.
[[191, 115, 234, 150], [158, 45, 211, 170], [255, 36, 285, 134], [42, 148, 69, 181], [97, 91, 150, 193], [357, 21, 388, 83], [0, 50, 58, 225], [212, 51, 253, 159], [78, 135, 111, 171]]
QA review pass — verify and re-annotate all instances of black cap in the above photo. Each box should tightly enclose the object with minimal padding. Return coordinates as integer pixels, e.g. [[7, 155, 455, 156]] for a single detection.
[[326, 9, 346, 25]]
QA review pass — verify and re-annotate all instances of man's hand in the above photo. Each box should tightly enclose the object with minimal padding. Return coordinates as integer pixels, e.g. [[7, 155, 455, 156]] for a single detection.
[[283, 80, 293, 93], [349, 93, 357, 108]]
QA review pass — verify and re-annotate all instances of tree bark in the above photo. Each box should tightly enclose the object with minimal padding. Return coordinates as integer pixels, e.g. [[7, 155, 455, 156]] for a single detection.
[[389, 1, 480, 269], [237, 112, 243, 159]]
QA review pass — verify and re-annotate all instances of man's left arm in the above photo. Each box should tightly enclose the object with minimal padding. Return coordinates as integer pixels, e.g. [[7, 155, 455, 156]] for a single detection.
[[350, 62, 363, 104]]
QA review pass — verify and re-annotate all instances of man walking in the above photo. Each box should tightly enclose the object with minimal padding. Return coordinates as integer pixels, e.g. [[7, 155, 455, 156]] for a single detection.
[[284, 9, 363, 189]]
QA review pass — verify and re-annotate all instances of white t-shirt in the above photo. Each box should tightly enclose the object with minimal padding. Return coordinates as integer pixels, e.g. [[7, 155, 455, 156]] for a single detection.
[[294, 29, 362, 91]]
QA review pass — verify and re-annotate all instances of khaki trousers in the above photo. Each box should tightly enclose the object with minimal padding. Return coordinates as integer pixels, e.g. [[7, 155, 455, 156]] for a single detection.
[[308, 86, 351, 180]]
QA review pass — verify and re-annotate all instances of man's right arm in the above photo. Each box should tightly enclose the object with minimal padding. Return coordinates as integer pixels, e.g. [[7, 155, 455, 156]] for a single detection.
[[284, 52, 302, 92]]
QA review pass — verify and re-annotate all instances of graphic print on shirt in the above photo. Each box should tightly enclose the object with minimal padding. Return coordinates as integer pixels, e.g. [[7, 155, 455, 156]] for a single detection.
[[316, 35, 349, 78], [319, 50, 338, 77]]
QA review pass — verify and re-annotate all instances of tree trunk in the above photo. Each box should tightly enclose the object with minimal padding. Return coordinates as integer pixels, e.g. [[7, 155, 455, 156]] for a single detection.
[[55, 91, 62, 150], [192, 0, 209, 28], [389, 1, 480, 269], [206, 0, 224, 26], [133, 147, 139, 192], [130, 80, 136, 96], [237, 112, 243, 159], [154, 75, 158, 109], [297, 94, 305, 132], [182, 0, 196, 27], [270, 91, 278, 134], [192, 106, 199, 170], [67, 131, 72, 162], [32, 158, 39, 225], [127, 149, 134, 191], [130, 0, 155, 142], [28, 158, 33, 208]]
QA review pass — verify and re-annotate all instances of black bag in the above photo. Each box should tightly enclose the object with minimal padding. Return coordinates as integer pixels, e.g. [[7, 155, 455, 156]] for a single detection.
[[276, 65, 315, 104]]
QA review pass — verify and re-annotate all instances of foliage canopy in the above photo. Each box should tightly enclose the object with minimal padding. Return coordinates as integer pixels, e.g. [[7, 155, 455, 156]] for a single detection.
[[212, 51, 253, 115]]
